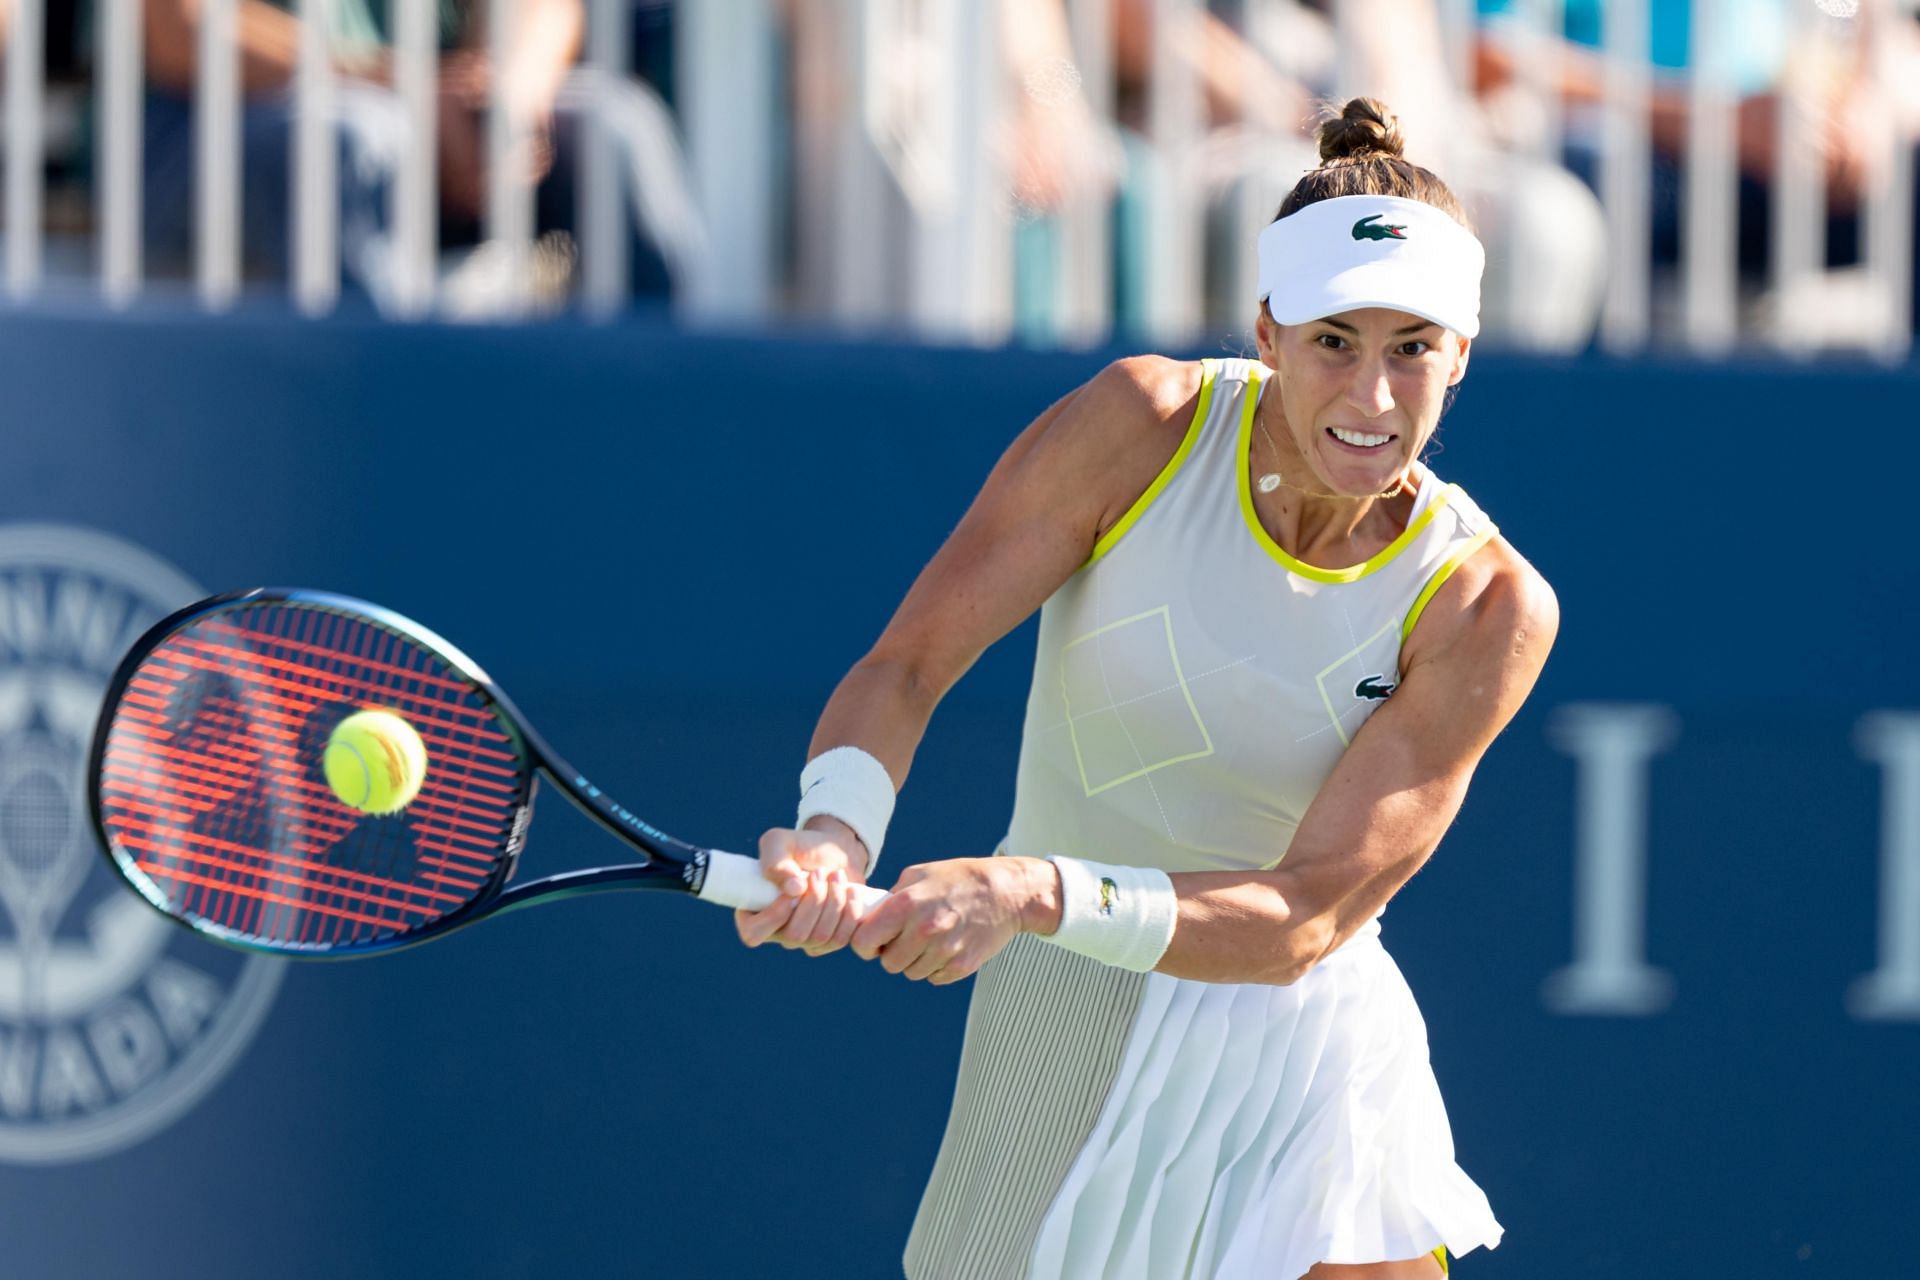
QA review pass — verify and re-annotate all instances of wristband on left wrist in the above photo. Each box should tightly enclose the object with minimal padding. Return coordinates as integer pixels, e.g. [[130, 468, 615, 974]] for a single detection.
[[795, 746, 895, 877]]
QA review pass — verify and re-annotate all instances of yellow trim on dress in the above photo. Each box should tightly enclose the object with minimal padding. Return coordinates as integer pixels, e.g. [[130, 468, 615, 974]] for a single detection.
[[1400, 527, 1498, 644], [1085, 358, 1216, 567], [1235, 364, 1458, 584], [1435, 1244, 1449, 1273]]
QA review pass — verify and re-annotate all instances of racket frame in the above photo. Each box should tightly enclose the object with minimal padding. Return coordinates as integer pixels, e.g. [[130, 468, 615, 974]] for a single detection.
[[87, 587, 749, 959]]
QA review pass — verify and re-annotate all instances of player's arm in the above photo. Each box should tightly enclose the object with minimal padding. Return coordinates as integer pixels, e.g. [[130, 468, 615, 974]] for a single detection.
[[804, 357, 1202, 792], [1156, 542, 1559, 984], [851, 540, 1556, 985], [737, 357, 1205, 948]]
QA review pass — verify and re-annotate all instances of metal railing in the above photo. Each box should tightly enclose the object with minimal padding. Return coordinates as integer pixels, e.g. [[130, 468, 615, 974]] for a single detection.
[[0, 0, 1914, 360]]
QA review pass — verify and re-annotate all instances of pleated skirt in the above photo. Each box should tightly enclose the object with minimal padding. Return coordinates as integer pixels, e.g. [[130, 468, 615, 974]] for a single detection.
[[903, 926, 1502, 1279]]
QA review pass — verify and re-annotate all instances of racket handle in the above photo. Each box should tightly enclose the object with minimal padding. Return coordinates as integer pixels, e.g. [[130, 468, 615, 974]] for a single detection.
[[695, 850, 891, 914]]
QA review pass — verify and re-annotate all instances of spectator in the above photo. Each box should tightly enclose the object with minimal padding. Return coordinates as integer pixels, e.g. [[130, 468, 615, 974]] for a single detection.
[[1475, 0, 1920, 340], [134, 0, 691, 310], [1276, 0, 1610, 351], [785, 0, 1607, 351], [779, 0, 1124, 334]]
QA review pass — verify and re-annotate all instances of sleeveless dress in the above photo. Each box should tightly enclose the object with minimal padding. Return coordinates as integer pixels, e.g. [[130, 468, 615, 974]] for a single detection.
[[902, 358, 1505, 1279]]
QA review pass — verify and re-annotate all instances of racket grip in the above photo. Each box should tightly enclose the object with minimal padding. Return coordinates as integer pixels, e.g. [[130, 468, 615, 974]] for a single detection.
[[696, 850, 890, 914]]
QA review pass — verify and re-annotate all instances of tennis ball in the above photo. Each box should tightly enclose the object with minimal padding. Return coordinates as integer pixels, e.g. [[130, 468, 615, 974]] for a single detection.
[[324, 709, 428, 815]]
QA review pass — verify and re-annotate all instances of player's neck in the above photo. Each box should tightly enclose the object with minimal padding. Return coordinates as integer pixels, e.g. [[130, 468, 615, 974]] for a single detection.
[[1263, 489, 1402, 566], [1248, 401, 1408, 563]]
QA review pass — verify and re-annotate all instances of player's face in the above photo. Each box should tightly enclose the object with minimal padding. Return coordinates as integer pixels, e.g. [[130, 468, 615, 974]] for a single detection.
[[1256, 306, 1470, 499]]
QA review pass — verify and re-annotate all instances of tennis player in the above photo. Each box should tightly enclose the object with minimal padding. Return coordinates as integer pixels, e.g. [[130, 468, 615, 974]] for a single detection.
[[740, 96, 1557, 1280]]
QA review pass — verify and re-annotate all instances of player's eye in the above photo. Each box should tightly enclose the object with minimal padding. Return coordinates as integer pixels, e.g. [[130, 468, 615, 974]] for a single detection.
[[1398, 340, 1431, 357], [1315, 333, 1346, 350]]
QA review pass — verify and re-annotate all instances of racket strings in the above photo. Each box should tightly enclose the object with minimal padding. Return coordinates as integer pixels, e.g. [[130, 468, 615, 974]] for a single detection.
[[98, 602, 528, 950]]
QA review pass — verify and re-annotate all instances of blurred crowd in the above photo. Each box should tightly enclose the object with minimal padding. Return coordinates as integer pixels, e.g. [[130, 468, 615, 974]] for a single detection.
[[1, 0, 1918, 350]]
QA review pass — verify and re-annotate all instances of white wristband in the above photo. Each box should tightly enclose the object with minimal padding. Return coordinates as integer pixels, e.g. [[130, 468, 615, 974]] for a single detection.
[[795, 746, 896, 876], [1039, 855, 1178, 973]]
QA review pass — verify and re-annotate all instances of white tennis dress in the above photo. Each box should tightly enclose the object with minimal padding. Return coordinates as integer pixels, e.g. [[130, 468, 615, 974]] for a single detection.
[[903, 358, 1505, 1279]]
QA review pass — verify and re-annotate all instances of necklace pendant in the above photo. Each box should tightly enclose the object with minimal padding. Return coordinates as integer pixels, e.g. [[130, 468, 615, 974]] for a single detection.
[[1256, 472, 1282, 494]]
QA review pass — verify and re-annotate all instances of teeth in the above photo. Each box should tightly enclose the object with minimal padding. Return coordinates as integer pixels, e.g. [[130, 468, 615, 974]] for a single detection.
[[1331, 427, 1392, 447]]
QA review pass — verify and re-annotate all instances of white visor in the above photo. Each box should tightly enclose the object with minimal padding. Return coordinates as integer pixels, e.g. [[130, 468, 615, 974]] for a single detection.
[[1257, 194, 1484, 338]]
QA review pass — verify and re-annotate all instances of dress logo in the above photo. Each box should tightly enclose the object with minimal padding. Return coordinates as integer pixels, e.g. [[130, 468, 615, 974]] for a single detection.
[[0, 525, 285, 1165], [1354, 674, 1398, 701]]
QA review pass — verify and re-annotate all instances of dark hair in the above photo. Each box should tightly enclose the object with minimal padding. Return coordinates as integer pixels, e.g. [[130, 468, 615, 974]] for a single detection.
[[1274, 97, 1472, 231]]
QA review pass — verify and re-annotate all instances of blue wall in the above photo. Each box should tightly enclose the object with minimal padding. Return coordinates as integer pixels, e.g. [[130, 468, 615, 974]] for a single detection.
[[0, 310, 1913, 1278]]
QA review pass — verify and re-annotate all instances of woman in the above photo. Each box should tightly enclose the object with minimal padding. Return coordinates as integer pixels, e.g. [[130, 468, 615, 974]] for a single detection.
[[739, 97, 1557, 1280]]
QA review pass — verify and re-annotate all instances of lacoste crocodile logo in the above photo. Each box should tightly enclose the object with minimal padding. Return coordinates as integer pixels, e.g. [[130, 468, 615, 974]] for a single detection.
[[1351, 214, 1408, 242], [1354, 674, 1398, 700]]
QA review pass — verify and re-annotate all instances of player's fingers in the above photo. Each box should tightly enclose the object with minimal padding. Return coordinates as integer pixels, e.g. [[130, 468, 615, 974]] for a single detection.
[[734, 892, 799, 948], [799, 870, 858, 954], [856, 901, 913, 959], [756, 829, 809, 897], [903, 938, 962, 983], [778, 871, 831, 949], [850, 896, 911, 961], [927, 960, 973, 986], [874, 909, 935, 973], [927, 945, 983, 985], [823, 882, 866, 953], [798, 873, 842, 956], [800, 869, 850, 946], [876, 934, 921, 975]]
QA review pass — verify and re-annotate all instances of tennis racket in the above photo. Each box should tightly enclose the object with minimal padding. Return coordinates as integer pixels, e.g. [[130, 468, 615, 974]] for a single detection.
[[86, 588, 884, 958]]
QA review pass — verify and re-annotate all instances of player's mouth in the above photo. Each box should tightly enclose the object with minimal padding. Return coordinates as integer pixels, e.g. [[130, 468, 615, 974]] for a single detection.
[[1326, 425, 1397, 453]]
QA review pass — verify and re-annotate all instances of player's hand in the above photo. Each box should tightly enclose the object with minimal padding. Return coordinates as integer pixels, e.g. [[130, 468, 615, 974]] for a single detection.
[[850, 856, 1057, 986], [734, 819, 871, 956]]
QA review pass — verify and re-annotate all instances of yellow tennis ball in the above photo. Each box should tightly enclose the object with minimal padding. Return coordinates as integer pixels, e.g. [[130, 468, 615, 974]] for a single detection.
[[324, 709, 428, 815]]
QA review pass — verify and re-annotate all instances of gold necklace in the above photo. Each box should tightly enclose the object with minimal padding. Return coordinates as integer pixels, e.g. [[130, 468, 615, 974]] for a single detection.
[[1253, 399, 1286, 494]]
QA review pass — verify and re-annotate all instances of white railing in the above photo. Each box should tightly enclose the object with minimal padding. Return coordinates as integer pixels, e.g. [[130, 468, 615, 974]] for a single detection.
[[0, 0, 1914, 360], [195, 0, 239, 307], [3, 0, 41, 298], [1681, 0, 1737, 352], [98, 0, 143, 305], [1598, 0, 1650, 352]]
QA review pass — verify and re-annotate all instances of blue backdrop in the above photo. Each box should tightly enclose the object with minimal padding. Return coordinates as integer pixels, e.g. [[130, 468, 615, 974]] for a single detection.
[[0, 309, 1912, 1278]]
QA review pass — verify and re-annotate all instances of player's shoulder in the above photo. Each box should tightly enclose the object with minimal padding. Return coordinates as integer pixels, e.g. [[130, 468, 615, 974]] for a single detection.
[[1074, 354, 1206, 433], [1029, 356, 1210, 552], [1404, 533, 1558, 675], [1031, 354, 1207, 483]]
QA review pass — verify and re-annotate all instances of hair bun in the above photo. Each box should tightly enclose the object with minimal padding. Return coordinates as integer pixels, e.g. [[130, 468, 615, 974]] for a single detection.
[[1317, 97, 1407, 164]]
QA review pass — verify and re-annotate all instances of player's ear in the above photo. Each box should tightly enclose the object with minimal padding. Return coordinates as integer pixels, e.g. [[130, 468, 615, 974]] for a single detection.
[[1254, 305, 1279, 367], [1447, 333, 1471, 386]]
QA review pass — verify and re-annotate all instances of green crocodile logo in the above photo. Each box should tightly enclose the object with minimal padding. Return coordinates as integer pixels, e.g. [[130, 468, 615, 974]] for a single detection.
[[1352, 214, 1408, 242], [1354, 674, 1398, 701]]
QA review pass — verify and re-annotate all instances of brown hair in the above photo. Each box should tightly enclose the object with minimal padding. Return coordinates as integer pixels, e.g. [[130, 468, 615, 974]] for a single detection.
[[1274, 97, 1471, 230]]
